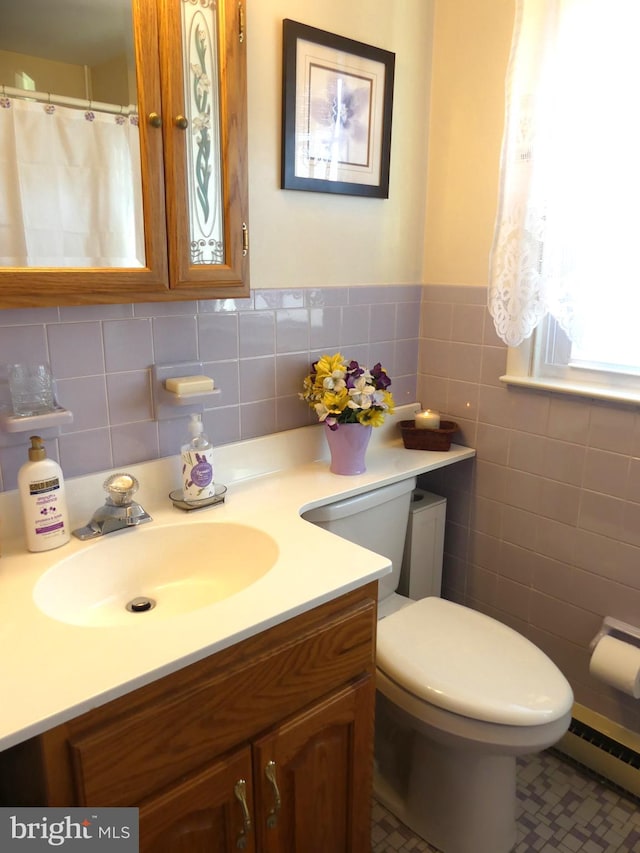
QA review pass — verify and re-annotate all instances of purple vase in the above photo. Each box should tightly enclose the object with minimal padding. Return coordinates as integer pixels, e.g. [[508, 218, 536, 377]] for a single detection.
[[324, 423, 373, 475]]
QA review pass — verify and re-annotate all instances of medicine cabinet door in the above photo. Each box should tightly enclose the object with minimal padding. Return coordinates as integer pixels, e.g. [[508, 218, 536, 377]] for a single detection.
[[158, 0, 250, 296]]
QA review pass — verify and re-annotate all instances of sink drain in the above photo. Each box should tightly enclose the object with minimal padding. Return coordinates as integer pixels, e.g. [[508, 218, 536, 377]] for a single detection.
[[126, 596, 156, 613]]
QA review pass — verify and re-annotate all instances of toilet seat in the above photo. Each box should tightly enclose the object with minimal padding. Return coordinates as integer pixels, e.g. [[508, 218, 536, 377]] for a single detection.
[[376, 597, 573, 726]]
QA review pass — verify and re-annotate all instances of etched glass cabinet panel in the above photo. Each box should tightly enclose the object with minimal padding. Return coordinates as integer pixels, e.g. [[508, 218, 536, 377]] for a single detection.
[[160, 0, 249, 294], [181, 0, 225, 266]]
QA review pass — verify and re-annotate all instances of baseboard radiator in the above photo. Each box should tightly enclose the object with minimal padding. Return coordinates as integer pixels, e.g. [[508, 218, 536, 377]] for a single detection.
[[554, 704, 640, 801]]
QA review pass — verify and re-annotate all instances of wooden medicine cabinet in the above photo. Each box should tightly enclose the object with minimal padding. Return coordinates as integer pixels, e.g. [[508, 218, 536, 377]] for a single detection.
[[0, 0, 249, 308]]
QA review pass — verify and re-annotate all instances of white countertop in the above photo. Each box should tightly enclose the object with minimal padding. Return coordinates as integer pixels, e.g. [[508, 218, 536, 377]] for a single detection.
[[0, 405, 474, 751]]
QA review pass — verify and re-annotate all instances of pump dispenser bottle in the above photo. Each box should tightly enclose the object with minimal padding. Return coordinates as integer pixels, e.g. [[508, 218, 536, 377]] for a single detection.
[[181, 413, 216, 500], [18, 436, 70, 552]]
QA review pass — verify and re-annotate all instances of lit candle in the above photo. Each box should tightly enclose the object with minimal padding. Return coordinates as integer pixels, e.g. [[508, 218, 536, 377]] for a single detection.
[[414, 409, 440, 429]]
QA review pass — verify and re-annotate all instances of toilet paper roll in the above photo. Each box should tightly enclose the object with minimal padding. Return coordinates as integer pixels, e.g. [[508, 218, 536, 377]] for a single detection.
[[589, 635, 640, 698]]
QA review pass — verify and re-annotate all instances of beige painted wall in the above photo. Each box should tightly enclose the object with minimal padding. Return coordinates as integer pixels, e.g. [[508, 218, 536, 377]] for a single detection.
[[0, 49, 86, 98], [90, 54, 132, 107], [246, 0, 434, 289], [423, 0, 515, 286]]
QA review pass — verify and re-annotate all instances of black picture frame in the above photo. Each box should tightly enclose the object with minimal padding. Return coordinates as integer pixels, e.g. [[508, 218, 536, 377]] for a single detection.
[[281, 19, 395, 198]]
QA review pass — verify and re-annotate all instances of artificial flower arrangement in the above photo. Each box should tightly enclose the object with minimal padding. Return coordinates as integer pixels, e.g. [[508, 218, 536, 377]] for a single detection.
[[300, 352, 395, 430]]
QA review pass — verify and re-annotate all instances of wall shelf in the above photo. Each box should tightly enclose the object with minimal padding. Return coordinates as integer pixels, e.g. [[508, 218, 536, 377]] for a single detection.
[[0, 405, 73, 434]]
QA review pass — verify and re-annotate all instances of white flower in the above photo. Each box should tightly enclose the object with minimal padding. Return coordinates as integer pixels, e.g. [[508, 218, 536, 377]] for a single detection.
[[347, 375, 377, 409], [322, 372, 346, 391], [314, 402, 331, 421]]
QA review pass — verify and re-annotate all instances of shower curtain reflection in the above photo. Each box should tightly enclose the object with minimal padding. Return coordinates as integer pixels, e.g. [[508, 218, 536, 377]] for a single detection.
[[0, 96, 145, 268]]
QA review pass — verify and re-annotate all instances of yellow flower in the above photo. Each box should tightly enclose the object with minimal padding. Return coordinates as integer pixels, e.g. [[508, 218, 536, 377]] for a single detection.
[[323, 388, 350, 413], [381, 390, 395, 414], [314, 353, 346, 382], [358, 408, 386, 427]]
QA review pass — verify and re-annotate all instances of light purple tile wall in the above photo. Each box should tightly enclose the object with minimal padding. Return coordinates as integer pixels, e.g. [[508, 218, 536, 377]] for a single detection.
[[0, 285, 420, 491], [417, 283, 640, 735]]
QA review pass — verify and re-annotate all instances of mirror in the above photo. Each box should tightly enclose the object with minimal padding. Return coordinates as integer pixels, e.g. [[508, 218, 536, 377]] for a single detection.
[[0, 0, 145, 269]]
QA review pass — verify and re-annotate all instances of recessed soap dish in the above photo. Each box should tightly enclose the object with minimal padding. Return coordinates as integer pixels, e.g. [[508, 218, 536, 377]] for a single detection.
[[169, 484, 227, 512]]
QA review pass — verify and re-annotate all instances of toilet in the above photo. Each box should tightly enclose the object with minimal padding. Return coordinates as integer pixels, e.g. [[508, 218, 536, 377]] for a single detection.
[[302, 479, 573, 853]]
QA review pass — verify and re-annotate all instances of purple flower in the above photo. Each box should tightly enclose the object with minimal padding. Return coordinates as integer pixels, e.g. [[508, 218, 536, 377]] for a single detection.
[[345, 360, 365, 389], [371, 362, 391, 390]]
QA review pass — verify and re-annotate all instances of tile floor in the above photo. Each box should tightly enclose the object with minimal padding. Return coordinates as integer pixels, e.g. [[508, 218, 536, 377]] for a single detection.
[[371, 750, 640, 852]]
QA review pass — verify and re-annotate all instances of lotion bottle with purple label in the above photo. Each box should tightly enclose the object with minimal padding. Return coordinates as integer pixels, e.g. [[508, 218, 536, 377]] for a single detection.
[[181, 413, 215, 501], [18, 436, 70, 552]]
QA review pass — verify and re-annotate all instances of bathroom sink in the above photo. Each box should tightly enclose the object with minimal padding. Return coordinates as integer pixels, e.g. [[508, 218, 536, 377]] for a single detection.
[[33, 522, 279, 627]]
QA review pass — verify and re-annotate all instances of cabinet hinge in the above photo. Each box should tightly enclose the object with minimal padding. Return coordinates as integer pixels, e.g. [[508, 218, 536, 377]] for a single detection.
[[242, 222, 249, 256], [238, 2, 245, 44]]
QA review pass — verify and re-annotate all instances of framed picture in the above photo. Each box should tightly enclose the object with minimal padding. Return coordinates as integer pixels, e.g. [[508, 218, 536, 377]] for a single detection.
[[281, 20, 395, 198]]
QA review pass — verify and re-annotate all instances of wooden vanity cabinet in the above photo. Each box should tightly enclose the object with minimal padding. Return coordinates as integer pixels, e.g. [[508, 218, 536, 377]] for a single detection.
[[0, 584, 377, 853]]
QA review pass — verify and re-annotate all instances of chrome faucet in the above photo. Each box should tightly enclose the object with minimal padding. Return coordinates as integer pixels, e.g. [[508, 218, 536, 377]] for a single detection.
[[73, 473, 152, 540]]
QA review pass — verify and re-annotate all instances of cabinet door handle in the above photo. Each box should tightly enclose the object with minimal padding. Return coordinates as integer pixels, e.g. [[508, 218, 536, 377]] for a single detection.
[[174, 115, 189, 130], [233, 778, 252, 849], [148, 112, 162, 128], [264, 760, 281, 829]]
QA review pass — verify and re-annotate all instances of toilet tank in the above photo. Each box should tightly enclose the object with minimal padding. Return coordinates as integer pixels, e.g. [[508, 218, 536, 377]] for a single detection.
[[302, 478, 416, 601]]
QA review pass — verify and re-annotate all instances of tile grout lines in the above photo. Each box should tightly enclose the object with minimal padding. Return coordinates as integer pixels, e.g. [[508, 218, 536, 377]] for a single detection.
[[372, 750, 640, 853]]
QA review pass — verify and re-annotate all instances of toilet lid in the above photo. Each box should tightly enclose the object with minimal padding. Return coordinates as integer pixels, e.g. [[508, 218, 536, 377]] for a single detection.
[[376, 597, 573, 726]]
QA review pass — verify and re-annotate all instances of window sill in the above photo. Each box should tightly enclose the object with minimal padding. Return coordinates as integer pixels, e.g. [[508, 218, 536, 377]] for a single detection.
[[500, 374, 640, 407]]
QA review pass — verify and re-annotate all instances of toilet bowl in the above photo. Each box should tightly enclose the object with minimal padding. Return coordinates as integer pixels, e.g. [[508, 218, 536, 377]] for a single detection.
[[376, 596, 572, 853], [302, 479, 574, 853]]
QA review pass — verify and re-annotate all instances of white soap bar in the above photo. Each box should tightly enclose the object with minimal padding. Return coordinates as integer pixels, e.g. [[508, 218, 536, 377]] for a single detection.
[[165, 375, 214, 394]]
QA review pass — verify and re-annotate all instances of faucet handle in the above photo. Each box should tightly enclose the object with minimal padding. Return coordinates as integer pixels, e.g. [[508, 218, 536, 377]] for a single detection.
[[104, 472, 139, 506], [72, 472, 150, 540]]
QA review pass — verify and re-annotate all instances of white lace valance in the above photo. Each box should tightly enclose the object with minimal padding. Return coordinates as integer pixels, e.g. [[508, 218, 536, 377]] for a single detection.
[[488, 0, 640, 347]]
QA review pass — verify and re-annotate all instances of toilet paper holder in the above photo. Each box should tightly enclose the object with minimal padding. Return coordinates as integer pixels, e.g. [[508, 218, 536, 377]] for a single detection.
[[590, 616, 640, 653]]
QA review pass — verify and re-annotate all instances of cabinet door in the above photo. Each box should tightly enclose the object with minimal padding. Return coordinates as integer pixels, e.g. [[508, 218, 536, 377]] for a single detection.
[[139, 747, 256, 853], [252, 677, 375, 853], [0, 0, 171, 308], [158, 0, 249, 296]]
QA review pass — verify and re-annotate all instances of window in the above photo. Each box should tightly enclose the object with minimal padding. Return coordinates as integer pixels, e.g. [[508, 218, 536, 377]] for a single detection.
[[504, 317, 640, 405], [488, 0, 640, 405], [14, 71, 35, 91]]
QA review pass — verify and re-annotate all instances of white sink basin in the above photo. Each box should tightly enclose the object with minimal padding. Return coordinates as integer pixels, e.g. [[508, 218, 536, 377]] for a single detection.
[[33, 522, 279, 627]]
